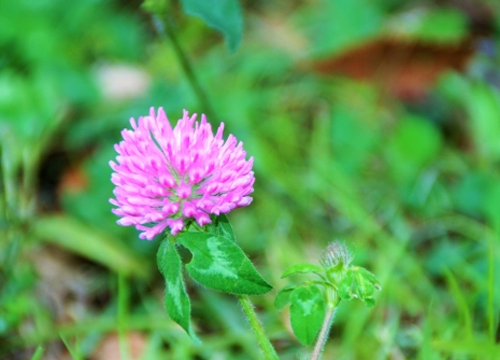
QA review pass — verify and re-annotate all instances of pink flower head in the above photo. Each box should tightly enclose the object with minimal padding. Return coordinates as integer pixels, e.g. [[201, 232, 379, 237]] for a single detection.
[[109, 108, 255, 240]]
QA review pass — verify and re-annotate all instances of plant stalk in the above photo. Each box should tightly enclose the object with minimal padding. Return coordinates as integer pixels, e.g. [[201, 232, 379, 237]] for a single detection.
[[238, 295, 280, 360], [118, 274, 131, 360], [152, 12, 217, 121], [310, 307, 336, 360]]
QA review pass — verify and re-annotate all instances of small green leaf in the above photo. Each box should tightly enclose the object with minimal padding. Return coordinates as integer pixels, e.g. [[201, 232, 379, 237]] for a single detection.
[[207, 214, 236, 241], [309, 280, 335, 288], [274, 285, 296, 310], [157, 238, 199, 342], [281, 263, 324, 279], [338, 266, 381, 307], [180, 0, 243, 51], [290, 285, 326, 345], [177, 232, 272, 295]]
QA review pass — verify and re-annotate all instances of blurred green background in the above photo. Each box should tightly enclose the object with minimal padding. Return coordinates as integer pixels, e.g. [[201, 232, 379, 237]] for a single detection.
[[1, 0, 500, 359]]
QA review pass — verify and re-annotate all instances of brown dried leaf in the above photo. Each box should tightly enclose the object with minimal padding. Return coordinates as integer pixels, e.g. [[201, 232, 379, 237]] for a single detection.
[[308, 37, 474, 101]]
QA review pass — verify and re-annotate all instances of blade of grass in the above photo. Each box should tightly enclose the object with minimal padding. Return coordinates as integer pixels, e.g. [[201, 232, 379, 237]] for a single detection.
[[31, 215, 148, 277], [30, 346, 44, 360], [487, 234, 496, 345], [433, 339, 500, 357], [118, 273, 132, 360], [60, 335, 82, 360], [443, 267, 473, 340]]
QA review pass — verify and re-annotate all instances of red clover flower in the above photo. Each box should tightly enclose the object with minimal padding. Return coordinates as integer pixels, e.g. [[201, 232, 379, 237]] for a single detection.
[[109, 108, 255, 240]]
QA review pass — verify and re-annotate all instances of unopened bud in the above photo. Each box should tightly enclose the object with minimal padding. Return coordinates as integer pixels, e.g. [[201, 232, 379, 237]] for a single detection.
[[319, 241, 353, 270]]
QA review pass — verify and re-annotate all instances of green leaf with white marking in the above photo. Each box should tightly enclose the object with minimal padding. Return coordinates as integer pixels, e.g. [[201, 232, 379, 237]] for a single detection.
[[281, 263, 324, 279], [290, 285, 326, 345], [274, 285, 296, 310], [338, 266, 381, 307], [177, 232, 272, 295], [157, 238, 199, 342]]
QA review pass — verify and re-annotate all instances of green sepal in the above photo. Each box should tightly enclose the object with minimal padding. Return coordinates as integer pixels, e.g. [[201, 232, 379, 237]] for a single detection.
[[338, 266, 381, 307], [274, 285, 296, 310], [157, 237, 199, 342], [281, 263, 324, 279], [289, 284, 326, 345], [177, 232, 272, 295]]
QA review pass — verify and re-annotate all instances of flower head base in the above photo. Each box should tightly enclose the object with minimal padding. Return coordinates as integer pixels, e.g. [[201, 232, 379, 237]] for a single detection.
[[320, 241, 353, 270], [109, 107, 255, 240]]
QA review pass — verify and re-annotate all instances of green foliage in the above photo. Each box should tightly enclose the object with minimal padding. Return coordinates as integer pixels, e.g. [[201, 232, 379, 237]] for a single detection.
[[274, 285, 296, 310], [299, 0, 384, 56], [178, 232, 272, 295], [2, 0, 500, 358], [31, 215, 148, 277], [466, 83, 500, 161], [289, 285, 326, 345], [205, 213, 236, 241], [29, 346, 44, 360], [157, 238, 198, 342], [439, 73, 500, 162], [280, 263, 324, 279], [390, 116, 442, 167], [277, 242, 380, 347], [391, 8, 468, 43], [387, 115, 443, 185], [338, 267, 381, 307], [142, 0, 170, 16], [154, 217, 272, 341], [413, 9, 468, 43], [180, 0, 243, 51]]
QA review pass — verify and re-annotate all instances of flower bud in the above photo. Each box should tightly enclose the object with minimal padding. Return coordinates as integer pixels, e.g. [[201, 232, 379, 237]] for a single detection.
[[319, 241, 353, 270]]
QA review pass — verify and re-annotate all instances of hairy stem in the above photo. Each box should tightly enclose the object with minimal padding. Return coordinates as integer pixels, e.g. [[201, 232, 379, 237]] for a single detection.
[[238, 295, 280, 360], [311, 307, 336, 360]]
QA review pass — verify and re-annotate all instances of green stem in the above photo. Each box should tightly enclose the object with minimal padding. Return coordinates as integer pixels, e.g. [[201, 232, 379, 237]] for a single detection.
[[238, 295, 280, 360], [152, 11, 217, 121], [118, 274, 131, 360], [1, 146, 17, 219], [30, 345, 44, 360], [310, 307, 336, 360], [487, 234, 495, 343]]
